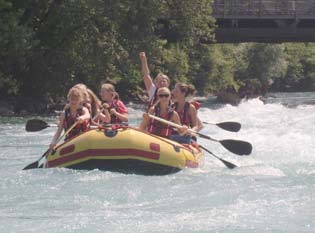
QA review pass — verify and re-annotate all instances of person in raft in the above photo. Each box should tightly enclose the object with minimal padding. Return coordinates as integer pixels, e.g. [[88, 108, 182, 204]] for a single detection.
[[171, 83, 202, 144], [139, 51, 203, 131], [98, 83, 128, 124], [140, 87, 187, 139], [71, 83, 92, 112], [139, 52, 170, 107], [64, 84, 102, 126], [49, 87, 91, 149]]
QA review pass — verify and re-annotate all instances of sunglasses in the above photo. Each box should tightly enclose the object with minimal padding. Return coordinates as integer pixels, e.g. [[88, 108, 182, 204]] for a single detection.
[[158, 94, 170, 98]]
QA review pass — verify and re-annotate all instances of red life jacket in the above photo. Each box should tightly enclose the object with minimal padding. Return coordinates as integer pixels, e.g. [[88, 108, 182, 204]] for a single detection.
[[148, 106, 174, 138], [190, 100, 201, 110], [175, 102, 193, 127], [109, 100, 122, 124], [64, 107, 89, 140]]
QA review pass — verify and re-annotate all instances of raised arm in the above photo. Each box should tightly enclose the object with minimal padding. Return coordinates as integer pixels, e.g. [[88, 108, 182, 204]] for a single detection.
[[139, 52, 154, 93]]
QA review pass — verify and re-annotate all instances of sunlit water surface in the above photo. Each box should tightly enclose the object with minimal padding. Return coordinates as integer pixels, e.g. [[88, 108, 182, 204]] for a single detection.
[[0, 94, 314, 233]]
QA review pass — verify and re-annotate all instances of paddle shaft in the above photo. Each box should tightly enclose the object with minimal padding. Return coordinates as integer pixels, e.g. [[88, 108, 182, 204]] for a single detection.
[[23, 121, 79, 170], [58, 121, 78, 144], [147, 114, 238, 169], [148, 114, 217, 141], [148, 114, 252, 155], [23, 106, 104, 170]]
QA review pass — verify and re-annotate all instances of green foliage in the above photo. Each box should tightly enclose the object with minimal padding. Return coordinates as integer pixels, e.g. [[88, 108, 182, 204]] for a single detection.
[[161, 44, 189, 83], [187, 44, 239, 95], [244, 43, 287, 92], [1, 0, 315, 107], [0, 0, 216, 101], [279, 43, 315, 91], [0, 0, 39, 96]]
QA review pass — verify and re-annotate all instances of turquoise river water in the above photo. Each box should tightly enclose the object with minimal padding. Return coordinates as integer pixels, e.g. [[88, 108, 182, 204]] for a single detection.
[[0, 93, 314, 233]]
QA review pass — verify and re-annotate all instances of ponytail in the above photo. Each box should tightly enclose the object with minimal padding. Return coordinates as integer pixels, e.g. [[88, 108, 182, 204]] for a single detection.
[[176, 83, 196, 97], [101, 83, 120, 100]]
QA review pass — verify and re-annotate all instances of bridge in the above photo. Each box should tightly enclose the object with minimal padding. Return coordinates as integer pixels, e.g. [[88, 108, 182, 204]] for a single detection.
[[212, 0, 315, 43]]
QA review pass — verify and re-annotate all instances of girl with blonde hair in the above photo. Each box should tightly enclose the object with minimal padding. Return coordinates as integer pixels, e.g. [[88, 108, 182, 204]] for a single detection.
[[50, 87, 90, 149], [140, 87, 187, 138]]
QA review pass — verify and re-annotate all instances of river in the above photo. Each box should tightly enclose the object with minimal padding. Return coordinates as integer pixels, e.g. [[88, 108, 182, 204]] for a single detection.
[[0, 93, 314, 233]]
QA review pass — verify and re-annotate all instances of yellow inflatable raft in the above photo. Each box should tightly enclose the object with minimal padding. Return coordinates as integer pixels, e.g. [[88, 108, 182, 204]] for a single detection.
[[42, 125, 204, 175]]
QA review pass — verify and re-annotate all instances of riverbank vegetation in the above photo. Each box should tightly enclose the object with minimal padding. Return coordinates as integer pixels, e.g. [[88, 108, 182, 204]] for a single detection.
[[1, 0, 315, 114]]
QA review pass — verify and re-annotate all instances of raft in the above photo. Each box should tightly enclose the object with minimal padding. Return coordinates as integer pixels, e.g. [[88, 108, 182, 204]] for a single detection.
[[40, 125, 204, 175]]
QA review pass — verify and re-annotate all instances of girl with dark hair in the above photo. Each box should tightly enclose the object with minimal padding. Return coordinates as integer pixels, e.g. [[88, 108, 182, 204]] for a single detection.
[[99, 83, 128, 124], [171, 83, 203, 143]]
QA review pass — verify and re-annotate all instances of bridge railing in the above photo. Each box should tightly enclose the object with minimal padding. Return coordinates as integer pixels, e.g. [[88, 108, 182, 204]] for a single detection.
[[213, 0, 315, 19]]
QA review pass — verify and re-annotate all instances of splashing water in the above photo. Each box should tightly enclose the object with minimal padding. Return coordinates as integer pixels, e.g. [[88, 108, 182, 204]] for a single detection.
[[0, 96, 314, 233]]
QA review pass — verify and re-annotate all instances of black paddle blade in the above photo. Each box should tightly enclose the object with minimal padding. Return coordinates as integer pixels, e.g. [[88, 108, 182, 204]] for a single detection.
[[220, 139, 252, 155], [219, 158, 237, 169], [23, 148, 50, 170], [216, 122, 241, 132], [199, 145, 237, 169], [25, 119, 49, 132], [23, 161, 39, 170]]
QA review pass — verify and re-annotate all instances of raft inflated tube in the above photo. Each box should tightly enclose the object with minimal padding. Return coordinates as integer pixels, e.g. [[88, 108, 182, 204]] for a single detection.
[[43, 126, 204, 175]]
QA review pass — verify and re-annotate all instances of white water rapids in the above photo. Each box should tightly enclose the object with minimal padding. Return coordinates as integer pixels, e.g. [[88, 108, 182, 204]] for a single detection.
[[0, 95, 314, 233]]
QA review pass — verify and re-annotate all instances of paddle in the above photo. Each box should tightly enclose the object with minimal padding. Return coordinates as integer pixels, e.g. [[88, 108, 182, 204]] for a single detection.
[[25, 119, 56, 132], [23, 107, 104, 170], [199, 145, 237, 169], [25, 105, 106, 132], [23, 121, 79, 170], [148, 114, 252, 156], [202, 121, 241, 132]]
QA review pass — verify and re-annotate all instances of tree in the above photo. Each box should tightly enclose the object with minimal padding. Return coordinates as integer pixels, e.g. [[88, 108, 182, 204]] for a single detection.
[[242, 43, 287, 94]]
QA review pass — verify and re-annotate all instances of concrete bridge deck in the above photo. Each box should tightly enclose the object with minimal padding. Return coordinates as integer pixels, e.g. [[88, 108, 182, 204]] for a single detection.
[[212, 0, 315, 42]]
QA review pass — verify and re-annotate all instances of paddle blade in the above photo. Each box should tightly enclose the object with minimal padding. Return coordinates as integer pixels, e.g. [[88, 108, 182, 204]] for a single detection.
[[23, 148, 50, 170], [25, 119, 49, 132], [23, 161, 38, 170], [219, 158, 237, 169], [220, 139, 252, 155], [216, 122, 241, 132], [199, 145, 237, 169]]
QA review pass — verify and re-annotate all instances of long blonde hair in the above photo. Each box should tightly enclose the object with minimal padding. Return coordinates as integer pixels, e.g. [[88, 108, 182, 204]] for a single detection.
[[72, 83, 89, 103], [67, 87, 84, 102], [87, 88, 101, 117]]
